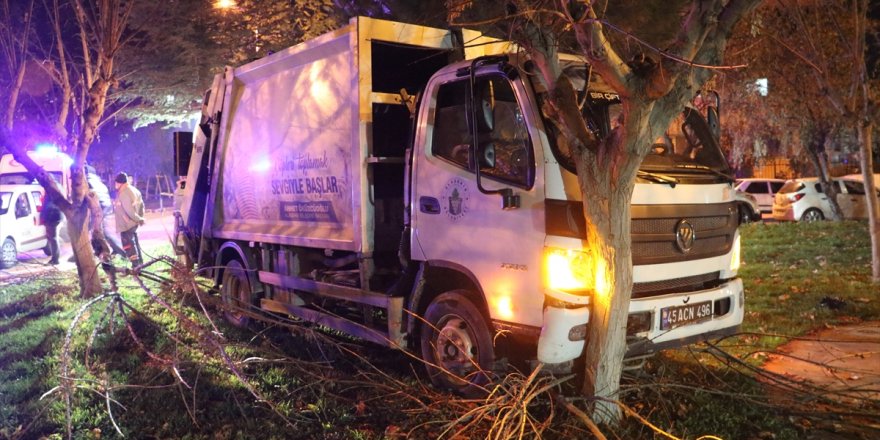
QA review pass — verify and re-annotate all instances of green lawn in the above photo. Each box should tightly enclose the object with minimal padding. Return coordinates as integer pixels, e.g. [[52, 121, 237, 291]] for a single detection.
[[1, 222, 878, 439]]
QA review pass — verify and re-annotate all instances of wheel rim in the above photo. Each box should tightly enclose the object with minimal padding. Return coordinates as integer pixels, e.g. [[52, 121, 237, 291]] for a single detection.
[[803, 210, 821, 222], [224, 276, 247, 321], [1, 241, 15, 264], [433, 316, 478, 384]]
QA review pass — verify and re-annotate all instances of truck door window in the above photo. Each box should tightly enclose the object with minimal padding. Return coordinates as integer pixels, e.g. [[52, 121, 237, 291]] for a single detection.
[[432, 75, 534, 188]]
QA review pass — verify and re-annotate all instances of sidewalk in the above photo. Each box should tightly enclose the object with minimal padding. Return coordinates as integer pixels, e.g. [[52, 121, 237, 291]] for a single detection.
[[0, 210, 175, 284]]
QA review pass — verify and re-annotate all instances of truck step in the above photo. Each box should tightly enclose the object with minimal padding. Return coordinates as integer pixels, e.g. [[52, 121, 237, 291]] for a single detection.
[[260, 298, 405, 348], [258, 271, 398, 308]]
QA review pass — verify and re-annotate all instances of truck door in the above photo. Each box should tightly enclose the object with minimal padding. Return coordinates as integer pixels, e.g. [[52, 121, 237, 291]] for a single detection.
[[410, 71, 546, 326]]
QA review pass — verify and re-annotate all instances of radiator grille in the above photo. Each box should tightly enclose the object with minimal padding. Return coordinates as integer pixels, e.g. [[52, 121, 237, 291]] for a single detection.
[[632, 271, 721, 298], [631, 216, 730, 235]]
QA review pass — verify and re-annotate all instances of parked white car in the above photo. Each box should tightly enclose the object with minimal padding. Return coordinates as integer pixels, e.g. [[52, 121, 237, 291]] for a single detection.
[[735, 178, 786, 213], [0, 184, 48, 268], [772, 177, 878, 222]]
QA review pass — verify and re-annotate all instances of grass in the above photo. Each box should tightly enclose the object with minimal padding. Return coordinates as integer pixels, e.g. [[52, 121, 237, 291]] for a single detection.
[[0, 222, 878, 439], [736, 221, 880, 355]]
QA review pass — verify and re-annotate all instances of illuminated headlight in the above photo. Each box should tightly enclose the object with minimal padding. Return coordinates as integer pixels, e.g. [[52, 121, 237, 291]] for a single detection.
[[544, 247, 592, 295], [730, 234, 741, 272]]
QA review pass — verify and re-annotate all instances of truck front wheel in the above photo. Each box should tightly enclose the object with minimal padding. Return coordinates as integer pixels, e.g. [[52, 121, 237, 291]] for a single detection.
[[420, 291, 494, 396], [221, 260, 253, 328]]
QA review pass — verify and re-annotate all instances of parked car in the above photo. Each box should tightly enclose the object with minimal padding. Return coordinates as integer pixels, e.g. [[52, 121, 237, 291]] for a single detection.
[[735, 178, 786, 213], [842, 173, 880, 187], [734, 190, 762, 224], [0, 184, 48, 268], [772, 177, 878, 222]]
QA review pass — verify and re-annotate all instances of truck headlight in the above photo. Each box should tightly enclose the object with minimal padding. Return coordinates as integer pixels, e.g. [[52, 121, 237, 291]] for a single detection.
[[544, 247, 592, 294], [730, 234, 741, 272]]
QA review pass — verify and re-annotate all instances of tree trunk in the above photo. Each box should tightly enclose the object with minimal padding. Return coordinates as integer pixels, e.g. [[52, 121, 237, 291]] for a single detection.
[[858, 121, 880, 281], [65, 203, 102, 297], [578, 184, 633, 423], [573, 140, 639, 424], [3, 61, 25, 130], [807, 144, 843, 221]]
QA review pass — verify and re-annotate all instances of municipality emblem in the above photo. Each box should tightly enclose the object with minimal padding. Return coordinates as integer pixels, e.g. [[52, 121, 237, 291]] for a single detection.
[[442, 177, 470, 221]]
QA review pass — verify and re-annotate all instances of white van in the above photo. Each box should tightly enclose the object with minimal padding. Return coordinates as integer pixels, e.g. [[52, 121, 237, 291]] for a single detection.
[[0, 150, 73, 197], [0, 150, 73, 242], [0, 184, 48, 268]]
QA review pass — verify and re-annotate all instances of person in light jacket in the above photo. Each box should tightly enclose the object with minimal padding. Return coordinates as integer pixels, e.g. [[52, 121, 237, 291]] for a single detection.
[[113, 172, 145, 267]]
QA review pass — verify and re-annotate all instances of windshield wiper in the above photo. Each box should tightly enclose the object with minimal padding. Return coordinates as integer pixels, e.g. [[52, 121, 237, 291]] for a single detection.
[[673, 164, 735, 183], [638, 170, 678, 187]]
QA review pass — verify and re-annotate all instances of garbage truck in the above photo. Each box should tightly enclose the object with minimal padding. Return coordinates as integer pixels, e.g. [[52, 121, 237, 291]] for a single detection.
[[175, 16, 744, 393]]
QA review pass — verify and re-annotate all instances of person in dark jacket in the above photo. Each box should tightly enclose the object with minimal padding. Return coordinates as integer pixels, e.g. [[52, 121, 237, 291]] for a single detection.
[[40, 194, 63, 265], [113, 172, 145, 267]]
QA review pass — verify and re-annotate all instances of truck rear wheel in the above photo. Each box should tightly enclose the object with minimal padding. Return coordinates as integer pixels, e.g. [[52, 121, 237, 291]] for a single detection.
[[221, 260, 253, 328], [420, 291, 494, 396]]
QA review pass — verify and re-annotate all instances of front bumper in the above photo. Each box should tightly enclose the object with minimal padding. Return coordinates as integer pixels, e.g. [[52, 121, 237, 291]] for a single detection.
[[625, 277, 744, 357], [532, 277, 744, 366], [772, 206, 795, 221]]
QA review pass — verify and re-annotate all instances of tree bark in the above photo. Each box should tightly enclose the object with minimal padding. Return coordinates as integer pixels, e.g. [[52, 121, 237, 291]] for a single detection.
[[65, 202, 102, 297], [858, 121, 880, 281], [576, 166, 635, 423], [570, 100, 644, 425], [3, 61, 25, 130], [805, 140, 843, 221]]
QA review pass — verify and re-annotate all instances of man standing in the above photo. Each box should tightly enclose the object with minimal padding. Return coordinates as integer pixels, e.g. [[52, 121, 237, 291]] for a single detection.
[[40, 194, 63, 265], [87, 166, 125, 257], [113, 172, 145, 267]]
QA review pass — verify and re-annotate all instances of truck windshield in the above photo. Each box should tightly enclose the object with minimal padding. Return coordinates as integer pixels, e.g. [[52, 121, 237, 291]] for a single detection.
[[534, 65, 732, 182], [638, 105, 732, 179]]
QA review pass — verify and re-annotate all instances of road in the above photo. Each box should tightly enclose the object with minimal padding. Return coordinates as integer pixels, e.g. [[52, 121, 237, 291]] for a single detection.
[[0, 209, 176, 283]]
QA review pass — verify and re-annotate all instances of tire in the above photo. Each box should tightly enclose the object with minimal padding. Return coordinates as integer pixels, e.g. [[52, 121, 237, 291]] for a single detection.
[[420, 290, 495, 396], [0, 238, 17, 269], [220, 259, 254, 328], [801, 208, 824, 222], [738, 206, 752, 225]]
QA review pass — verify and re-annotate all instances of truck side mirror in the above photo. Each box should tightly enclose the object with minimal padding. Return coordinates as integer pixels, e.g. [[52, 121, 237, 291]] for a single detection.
[[707, 106, 720, 141], [478, 142, 496, 169], [476, 82, 495, 133], [465, 142, 496, 171]]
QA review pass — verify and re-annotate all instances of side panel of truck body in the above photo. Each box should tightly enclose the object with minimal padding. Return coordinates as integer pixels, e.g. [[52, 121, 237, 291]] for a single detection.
[[209, 27, 359, 250]]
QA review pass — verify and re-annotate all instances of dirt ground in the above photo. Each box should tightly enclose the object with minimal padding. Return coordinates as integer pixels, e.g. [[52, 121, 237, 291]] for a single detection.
[[762, 321, 880, 438]]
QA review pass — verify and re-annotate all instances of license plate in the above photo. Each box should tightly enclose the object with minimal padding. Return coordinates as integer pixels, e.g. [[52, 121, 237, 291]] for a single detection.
[[660, 301, 713, 330]]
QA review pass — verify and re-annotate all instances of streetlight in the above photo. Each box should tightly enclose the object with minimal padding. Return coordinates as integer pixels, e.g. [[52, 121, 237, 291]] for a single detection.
[[213, 0, 236, 10]]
